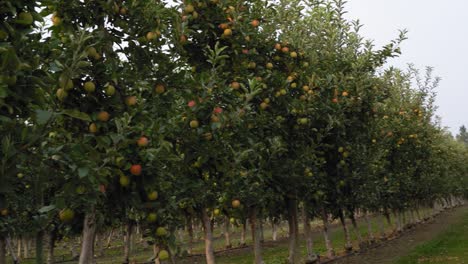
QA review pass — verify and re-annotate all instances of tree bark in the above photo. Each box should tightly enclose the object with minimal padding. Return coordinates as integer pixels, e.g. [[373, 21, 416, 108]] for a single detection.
[[123, 222, 133, 263], [393, 210, 402, 232], [287, 198, 300, 264], [187, 215, 194, 254], [223, 216, 232, 249], [271, 221, 278, 241], [36, 231, 44, 264], [240, 220, 246, 246], [79, 210, 97, 264], [153, 245, 160, 264], [321, 208, 335, 259], [201, 208, 215, 264], [339, 210, 352, 251], [47, 231, 56, 264], [0, 236, 5, 264], [365, 211, 375, 242], [16, 236, 21, 260], [378, 213, 386, 239], [23, 237, 29, 258], [249, 206, 264, 264], [106, 228, 113, 248], [350, 213, 363, 246], [302, 206, 318, 263], [259, 218, 264, 243]]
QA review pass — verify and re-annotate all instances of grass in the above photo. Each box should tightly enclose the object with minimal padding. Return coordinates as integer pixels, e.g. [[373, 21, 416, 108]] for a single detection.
[[395, 210, 468, 264]]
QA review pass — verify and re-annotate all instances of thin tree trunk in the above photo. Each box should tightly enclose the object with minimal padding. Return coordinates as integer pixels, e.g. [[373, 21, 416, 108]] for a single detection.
[[365, 211, 375, 242], [36, 231, 44, 264], [287, 198, 300, 264], [123, 222, 133, 263], [321, 208, 335, 259], [339, 210, 352, 252], [223, 216, 232, 248], [153, 245, 160, 264], [393, 210, 401, 232], [249, 206, 264, 264], [259, 218, 264, 243], [302, 206, 318, 263], [378, 213, 386, 239], [106, 228, 113, 248], [6, 237, 18, 264], [187, 215, 194, 254], [0, 236, 5, 264], [23, 238, 29, 258], [350, 213, 363, 246], [272, 221, 278, 241], [240, 220, 246, 246], [416, 207, 422, 223], [79, 210, 97, 264], [16, 236, 21, 260], [201, 208, 215, 264], [47, 231, 56, 264]]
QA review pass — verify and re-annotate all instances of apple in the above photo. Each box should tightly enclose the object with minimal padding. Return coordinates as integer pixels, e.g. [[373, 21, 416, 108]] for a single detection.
[[0, 208, 8, 216], [119, 7, 127, 15], [190, 120, 199, 128], [251, 19, 260, 27], [290, 51, 298, 58], [266, 62, 274, 69], [83, 81, 96, 93], [106, 85, 116, 96], [159, 250, 169, 260], [298, 118, 309, 125], [185, 4, 195, 13], [342, 91, 349, 97], [274, 43, 282, 50], [180, 34, 188, 44], [213, 209, 220, 216], [338, 147, 344, 153], [17, 12, 33, 25], [56, 88, 68, 101], [332, 98, 338, 103], [156, 227, 168, 236], [155, 84, 165, 94], [260, 102, 268, 110], [219, 23, 229, 29], [52, 15, 62, 26], [86, 47, 98, 58], [89, 123, 98, 133], [97, 111, 110, 122], [248, 62, 256, 69], [75, 185, 86, 195], [148, 191, 158, 201], [231, 81, 240, 90], [125, 96, 137, 106], [147, 213, 157, 223], [119, 175, 130, 187], [130, 164, 142, 176], [17, 173, 24, 179], [229, 217, 236, 224], [137, 136, 149, 147], [223, 28, 232, 37], [203, 132, 213, 141], [281, 46, 289, 53], [146, 31, 157, 41], [188, 100, 196, 107], [231, 199, 241, 208], [59, 208, 75, 223]]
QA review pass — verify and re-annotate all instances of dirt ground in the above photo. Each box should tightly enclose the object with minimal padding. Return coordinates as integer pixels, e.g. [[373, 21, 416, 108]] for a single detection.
[[331, 205, 468, 264]]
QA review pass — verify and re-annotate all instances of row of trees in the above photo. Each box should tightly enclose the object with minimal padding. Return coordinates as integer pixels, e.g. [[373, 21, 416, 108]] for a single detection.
[[1, 0, 467, 263]]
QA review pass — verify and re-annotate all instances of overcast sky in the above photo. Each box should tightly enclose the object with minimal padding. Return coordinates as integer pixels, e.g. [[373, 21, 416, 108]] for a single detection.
[[344, 0, 467, 135]]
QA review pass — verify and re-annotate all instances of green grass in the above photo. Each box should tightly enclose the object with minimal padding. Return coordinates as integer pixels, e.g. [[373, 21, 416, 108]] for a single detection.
[[395, 210, 468, 264]]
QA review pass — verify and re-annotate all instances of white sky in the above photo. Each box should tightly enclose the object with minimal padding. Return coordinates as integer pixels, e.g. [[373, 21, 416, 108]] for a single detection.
[[344, 0, 467, 135]]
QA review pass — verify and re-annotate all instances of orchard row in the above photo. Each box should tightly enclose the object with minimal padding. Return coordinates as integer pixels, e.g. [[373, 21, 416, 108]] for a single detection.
[[0, 1, 467, 264]]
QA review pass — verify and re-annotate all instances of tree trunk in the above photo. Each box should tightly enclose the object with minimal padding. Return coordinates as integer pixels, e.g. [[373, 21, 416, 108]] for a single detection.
[[23, 237, 29, 258], [240, 220, 246, 246], [365, 211, 375, 242], [123, 222, 133, 263], [16, 236, 21, 260], [106, 228, 113, 248], [201, 208, 215, 264], [0, 236, 6, 264], [249, 206, 264, 264], [272, 221, 278, 241], [302, 207, 318, 263], [287, 198, 300, 264], [350, 213, 363, 246], [36, 231, 44, 264], [378, 213, 386, 239], [223, 216, 232, 249], [259, 218, 264, 243], [393, 210, 401, 232], [47, 231, 56, 264], [339, 210, 352, 252], [153, 245, 160, 264], [321, 208, 335, 259], [79, 211, 97, 264], [187, 215, 194, 254]]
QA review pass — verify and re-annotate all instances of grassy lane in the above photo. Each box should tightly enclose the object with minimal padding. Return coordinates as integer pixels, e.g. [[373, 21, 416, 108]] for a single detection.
[[395, 209, 468, 264]]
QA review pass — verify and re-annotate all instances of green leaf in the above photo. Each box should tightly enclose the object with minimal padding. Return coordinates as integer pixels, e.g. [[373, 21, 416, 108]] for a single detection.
[[78, 167, 89, 178], [38, 205, 56, 214], [35, 110, 53, 125], [62, 109, 91, 122]]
